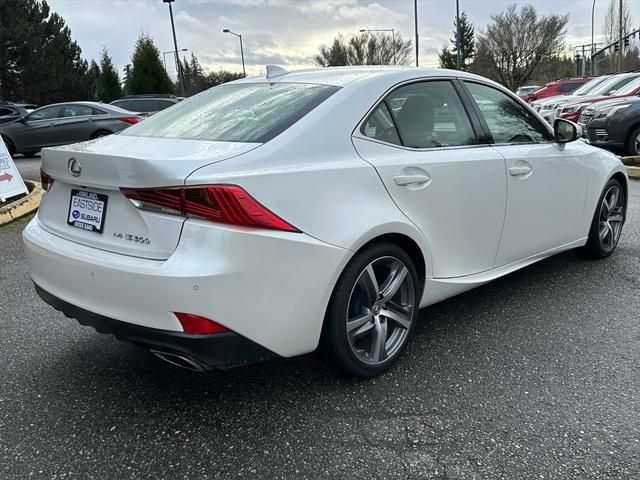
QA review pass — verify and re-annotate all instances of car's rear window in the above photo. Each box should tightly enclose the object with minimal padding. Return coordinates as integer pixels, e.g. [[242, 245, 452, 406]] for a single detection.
[[121, 82, 340, 143]]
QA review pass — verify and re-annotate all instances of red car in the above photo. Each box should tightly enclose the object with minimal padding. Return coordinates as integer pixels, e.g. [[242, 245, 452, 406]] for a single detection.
[[523, 77, 593, 103], [557, 73, 640, 122]]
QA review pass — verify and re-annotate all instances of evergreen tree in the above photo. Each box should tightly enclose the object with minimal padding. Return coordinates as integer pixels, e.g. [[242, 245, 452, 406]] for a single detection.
[[87, 60, 101, 100], [95, 48, 122, 102], [127, 34, 175, 95], [439, 11, 475, 70], [0, 0, 92, 103], [122, 64, 132, 94]]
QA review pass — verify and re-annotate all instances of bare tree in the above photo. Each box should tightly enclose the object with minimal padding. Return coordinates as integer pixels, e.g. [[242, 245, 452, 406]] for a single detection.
[[315, 32, 412, 67], [603, 0, 631, 44], [476, 4, 568, 90]]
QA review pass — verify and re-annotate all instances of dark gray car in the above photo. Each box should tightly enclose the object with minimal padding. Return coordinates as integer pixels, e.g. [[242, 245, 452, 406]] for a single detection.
[[0, 101, 142, 156]]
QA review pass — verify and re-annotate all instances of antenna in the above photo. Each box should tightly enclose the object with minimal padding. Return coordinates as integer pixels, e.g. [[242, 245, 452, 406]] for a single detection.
[[266, 65, 289, 79]]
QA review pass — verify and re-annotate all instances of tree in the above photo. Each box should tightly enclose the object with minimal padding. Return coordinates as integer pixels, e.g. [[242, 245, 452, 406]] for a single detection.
[[439, 12, 475, 70], [179, 53, 209, 96], [204, 69, 244, 88], [603, 0, 631, 44], [315, 32, 413, 67], [95, 48, 122, 102], [87, 60, 100, 101], [126, 34, 175, 95], [0, 0, 92, 103], [475, 4, 569, 90]]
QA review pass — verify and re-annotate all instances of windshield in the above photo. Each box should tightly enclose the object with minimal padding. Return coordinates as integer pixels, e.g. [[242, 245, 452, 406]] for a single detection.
[[601, 76, 639, 95], [572, 77, 610, 96], [121, 82, 340, 143], [610, 76, 640, 95]]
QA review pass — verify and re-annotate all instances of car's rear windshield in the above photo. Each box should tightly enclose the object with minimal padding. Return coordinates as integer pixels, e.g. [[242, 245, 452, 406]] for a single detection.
[[121, 82, 340, 143]]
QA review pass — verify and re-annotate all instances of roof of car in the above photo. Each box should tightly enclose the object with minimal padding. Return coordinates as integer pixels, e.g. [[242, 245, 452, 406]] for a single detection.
[[232, 66, 487, 88]]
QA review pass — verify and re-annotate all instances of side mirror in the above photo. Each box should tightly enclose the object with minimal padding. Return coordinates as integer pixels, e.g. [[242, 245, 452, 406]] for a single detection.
[[19, 116, 27, 124], [554, 118, 579, 143]]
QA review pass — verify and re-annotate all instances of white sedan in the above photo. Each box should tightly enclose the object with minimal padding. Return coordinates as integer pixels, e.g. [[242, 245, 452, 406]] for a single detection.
[[24, 67, 628, 377]]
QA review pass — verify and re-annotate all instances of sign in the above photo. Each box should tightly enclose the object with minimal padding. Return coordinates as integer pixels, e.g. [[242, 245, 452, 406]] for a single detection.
[[0, 137, 28, 202]]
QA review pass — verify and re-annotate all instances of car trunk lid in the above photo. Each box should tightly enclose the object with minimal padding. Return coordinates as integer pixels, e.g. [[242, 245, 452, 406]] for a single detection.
[[38, 135, 260, 260]]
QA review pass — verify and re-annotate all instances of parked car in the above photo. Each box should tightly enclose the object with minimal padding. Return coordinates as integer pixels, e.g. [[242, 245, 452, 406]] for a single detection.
[[515, 85, 540, 98], [530, 75, 613, 122], [0, 101, 29, 124], [0, 101, 142, 156], [579, 96, 640, 155], [524, 77, 593, 103], [110, 94, 181, 115], [557, 73, 640, 122], [24, 67, 628, 377]]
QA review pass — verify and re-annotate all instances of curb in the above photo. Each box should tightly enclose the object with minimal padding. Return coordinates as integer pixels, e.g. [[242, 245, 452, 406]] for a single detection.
[[0, 181, 43, 227], [627, 166, 640, 179]]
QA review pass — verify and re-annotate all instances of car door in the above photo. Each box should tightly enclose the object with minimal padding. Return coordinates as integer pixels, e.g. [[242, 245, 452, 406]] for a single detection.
[[352, 79, 507, 278], [9, 105, 63, 151], [461, 81, 588, 267], [56, 104, 100, 144]]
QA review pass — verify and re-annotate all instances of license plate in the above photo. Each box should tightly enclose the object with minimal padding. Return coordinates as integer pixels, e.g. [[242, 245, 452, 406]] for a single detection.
[[67, 189, 108, 233]]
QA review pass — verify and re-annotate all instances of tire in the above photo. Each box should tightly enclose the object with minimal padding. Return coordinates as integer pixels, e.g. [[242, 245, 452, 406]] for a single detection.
[[582, 178, 626, 259], [1, 136, 15, 156], [21, 150, 39, 158], [320, 242, 420, 377], [91, 130, 111, 139], [625, 126, 640, 156]]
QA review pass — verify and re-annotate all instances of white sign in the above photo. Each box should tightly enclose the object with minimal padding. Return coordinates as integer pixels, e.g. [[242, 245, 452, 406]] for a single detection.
[[0, 137, 28, 202]]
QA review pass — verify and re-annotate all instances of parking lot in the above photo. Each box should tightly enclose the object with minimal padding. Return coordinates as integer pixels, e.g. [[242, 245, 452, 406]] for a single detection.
[[0, 181, 637, 479]]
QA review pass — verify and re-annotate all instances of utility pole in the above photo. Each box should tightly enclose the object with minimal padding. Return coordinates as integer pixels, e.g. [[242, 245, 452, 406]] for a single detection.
[[618, 0, 623, 72], [414, 0, 419, 66], [455, 0, 461, 69], [163, 0, 184, 95]]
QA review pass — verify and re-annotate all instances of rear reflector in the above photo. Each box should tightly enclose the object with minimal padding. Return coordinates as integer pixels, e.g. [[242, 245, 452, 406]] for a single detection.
[[121, 184, 300, 232], [40, 168, 54, 191], [174, 312, 230, 335], [119, 117, 140, 125]]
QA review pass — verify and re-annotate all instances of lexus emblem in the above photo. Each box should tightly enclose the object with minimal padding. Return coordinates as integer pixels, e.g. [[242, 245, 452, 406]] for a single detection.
[[68, 158, 81, 177]]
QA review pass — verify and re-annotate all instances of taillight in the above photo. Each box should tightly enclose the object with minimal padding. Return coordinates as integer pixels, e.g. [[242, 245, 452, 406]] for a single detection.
[[174, 312, 230, 335], [119, 117, 140, 125], [121, 185, 300, 232], [40, 168, 54, 191]]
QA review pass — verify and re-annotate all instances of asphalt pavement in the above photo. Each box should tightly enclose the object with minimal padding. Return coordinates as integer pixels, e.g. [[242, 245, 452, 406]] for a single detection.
[[12, 154, 41, 182], [1, 181, 639, 479]]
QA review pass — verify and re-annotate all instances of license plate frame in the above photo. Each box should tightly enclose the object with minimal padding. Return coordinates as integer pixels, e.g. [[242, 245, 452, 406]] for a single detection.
[[67, 189, 108, 233]]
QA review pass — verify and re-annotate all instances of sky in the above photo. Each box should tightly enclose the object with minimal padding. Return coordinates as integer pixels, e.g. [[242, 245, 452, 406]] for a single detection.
[[47, 0, 640, 79]]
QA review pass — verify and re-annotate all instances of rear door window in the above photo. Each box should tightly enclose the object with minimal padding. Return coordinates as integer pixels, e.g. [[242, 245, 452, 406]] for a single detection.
[[62, 105, 94, 117], [362, 80, 476, 149]]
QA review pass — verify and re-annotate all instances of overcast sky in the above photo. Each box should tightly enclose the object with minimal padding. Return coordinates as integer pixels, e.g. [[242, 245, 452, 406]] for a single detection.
[[47, 0, 640, 78]]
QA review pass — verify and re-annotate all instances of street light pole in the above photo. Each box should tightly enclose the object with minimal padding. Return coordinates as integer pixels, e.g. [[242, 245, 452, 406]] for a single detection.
[[163, 49, 188, 74], [455, 0, 461, 69], [163, 0, 184, 95], [223, 29, 246, 77], [359, 28, 396, 64], [618, 0, 623, 72], [591, 0, 596, 75], [414, 0, 419, 66]]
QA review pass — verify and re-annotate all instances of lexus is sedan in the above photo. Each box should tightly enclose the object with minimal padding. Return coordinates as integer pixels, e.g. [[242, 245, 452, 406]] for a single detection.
[[0, 101, 142, 157], [23, 67, 628, 377]]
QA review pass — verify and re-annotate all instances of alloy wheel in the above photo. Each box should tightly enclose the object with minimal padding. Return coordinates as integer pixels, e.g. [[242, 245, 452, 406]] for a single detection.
[[634, 133, 640, 154], [598, 185, 625, 251], [346, 256, 415, 365]]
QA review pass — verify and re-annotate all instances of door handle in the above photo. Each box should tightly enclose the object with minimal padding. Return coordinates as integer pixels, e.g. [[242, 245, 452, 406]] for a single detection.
[[509, 165, 532, 176], [393, 174, 431, 186]]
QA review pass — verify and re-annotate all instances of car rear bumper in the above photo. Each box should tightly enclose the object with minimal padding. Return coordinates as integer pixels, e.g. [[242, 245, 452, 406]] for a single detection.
[[34, 283, 276, 370], [23, 214, 350, 358]]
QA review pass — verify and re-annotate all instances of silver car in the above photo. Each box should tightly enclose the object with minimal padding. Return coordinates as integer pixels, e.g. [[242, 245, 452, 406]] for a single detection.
[[0, 101, 142, 157]]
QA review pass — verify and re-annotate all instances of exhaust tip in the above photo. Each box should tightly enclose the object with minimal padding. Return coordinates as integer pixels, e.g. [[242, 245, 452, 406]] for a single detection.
[[150, 349, 206, 372]]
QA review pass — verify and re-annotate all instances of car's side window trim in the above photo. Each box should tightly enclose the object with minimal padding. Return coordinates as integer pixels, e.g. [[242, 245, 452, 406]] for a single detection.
[[354, 77, 483, 151], [459, 80, 555, 146]]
